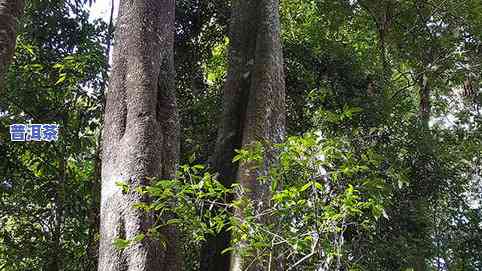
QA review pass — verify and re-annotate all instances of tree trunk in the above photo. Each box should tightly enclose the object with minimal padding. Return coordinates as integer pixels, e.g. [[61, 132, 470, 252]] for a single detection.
[[231, 0, 285, 268], [419, 74, 430, 129], [47, 154, 66, 271], [87, 139, 101, 270], [86, 3, 114, 266], [200, 1, 258, 269], [0, 0, 24, 91], [98, 0, 181, 270], [201, 1, 285, 271], [411, 73, 431, 271]]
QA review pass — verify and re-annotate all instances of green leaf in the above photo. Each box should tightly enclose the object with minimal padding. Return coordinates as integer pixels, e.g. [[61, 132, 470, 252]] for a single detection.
[[166, 219, 182, 225], [193, 164, 205, 170], [133, 234, 145, 242], [113, 238, 130, 250], [300, 182, 312, 192], [115, 181, 129, 193], [221, 247, 235, 255], [55, 73, 67, 85]]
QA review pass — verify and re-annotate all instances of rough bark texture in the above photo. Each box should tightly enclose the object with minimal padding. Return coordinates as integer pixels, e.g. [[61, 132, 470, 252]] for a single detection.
[[0, 0, 24, 91], [88, 4, 116, 266], [98, 1, 181, 270], [231, 1, 285, 270], [201, 1, 285, 270], [200, 1, 257, 269]]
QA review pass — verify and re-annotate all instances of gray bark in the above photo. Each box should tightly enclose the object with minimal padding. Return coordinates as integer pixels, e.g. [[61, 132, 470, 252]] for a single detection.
[[87, 3, 114, 266], [200, 0, 259, 269], [98, 0, 181, 270], [202, 0, 285, 270], [0, 0, 24, 91], [231, 1, 285, 270]]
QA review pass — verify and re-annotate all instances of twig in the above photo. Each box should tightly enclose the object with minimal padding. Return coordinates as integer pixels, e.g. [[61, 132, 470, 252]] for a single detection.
[[287, 237, 319, 271]]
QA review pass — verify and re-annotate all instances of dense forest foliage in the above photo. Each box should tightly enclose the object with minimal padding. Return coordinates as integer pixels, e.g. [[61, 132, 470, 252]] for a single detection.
[[0, 0, 481, 270]]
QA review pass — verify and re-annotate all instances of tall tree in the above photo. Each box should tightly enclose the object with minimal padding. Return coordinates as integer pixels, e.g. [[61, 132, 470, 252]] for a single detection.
[[230, 0, 285, 269], [0, 0, 24, 90], [201, 0, 285, 270], [98, 0, 181, 270]]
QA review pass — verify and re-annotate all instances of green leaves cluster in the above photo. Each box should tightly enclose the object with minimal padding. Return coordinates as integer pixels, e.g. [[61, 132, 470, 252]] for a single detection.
[[137, 126, 400, 269], [113, 163, 232, 251]]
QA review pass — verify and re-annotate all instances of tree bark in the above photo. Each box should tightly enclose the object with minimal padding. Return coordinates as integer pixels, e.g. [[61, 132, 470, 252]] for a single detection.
[[86, 2, 114, 266], [98, 0, 181, 270], [410, 72, 431, 271], [419, 74, 430, 129], [48, 154, 66, 271], [0, 0, 24, 91], [200, 1, 257, 270], [87, 138, 102, 270], [230, 2, 285, 269], [201, 1, 285, 270]]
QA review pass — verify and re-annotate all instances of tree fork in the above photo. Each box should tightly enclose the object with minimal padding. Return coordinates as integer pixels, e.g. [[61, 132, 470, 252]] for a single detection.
[[98, 0, 181, 270]]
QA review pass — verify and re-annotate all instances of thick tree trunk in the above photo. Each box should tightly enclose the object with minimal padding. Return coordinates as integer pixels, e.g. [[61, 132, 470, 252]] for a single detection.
[[98, 1, 181, 271], [0, 0, 24, 91], [200, 1, 258, 270], [201, 1, 285, 271], [230, 2, 285, 270]]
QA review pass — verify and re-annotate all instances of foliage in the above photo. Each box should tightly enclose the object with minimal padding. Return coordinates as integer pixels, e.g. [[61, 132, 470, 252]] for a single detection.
[[227, 131, 394, 270], [137, 116, 406, 269], [112, 163, 232, 271], [0, 0, 109, 270]]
